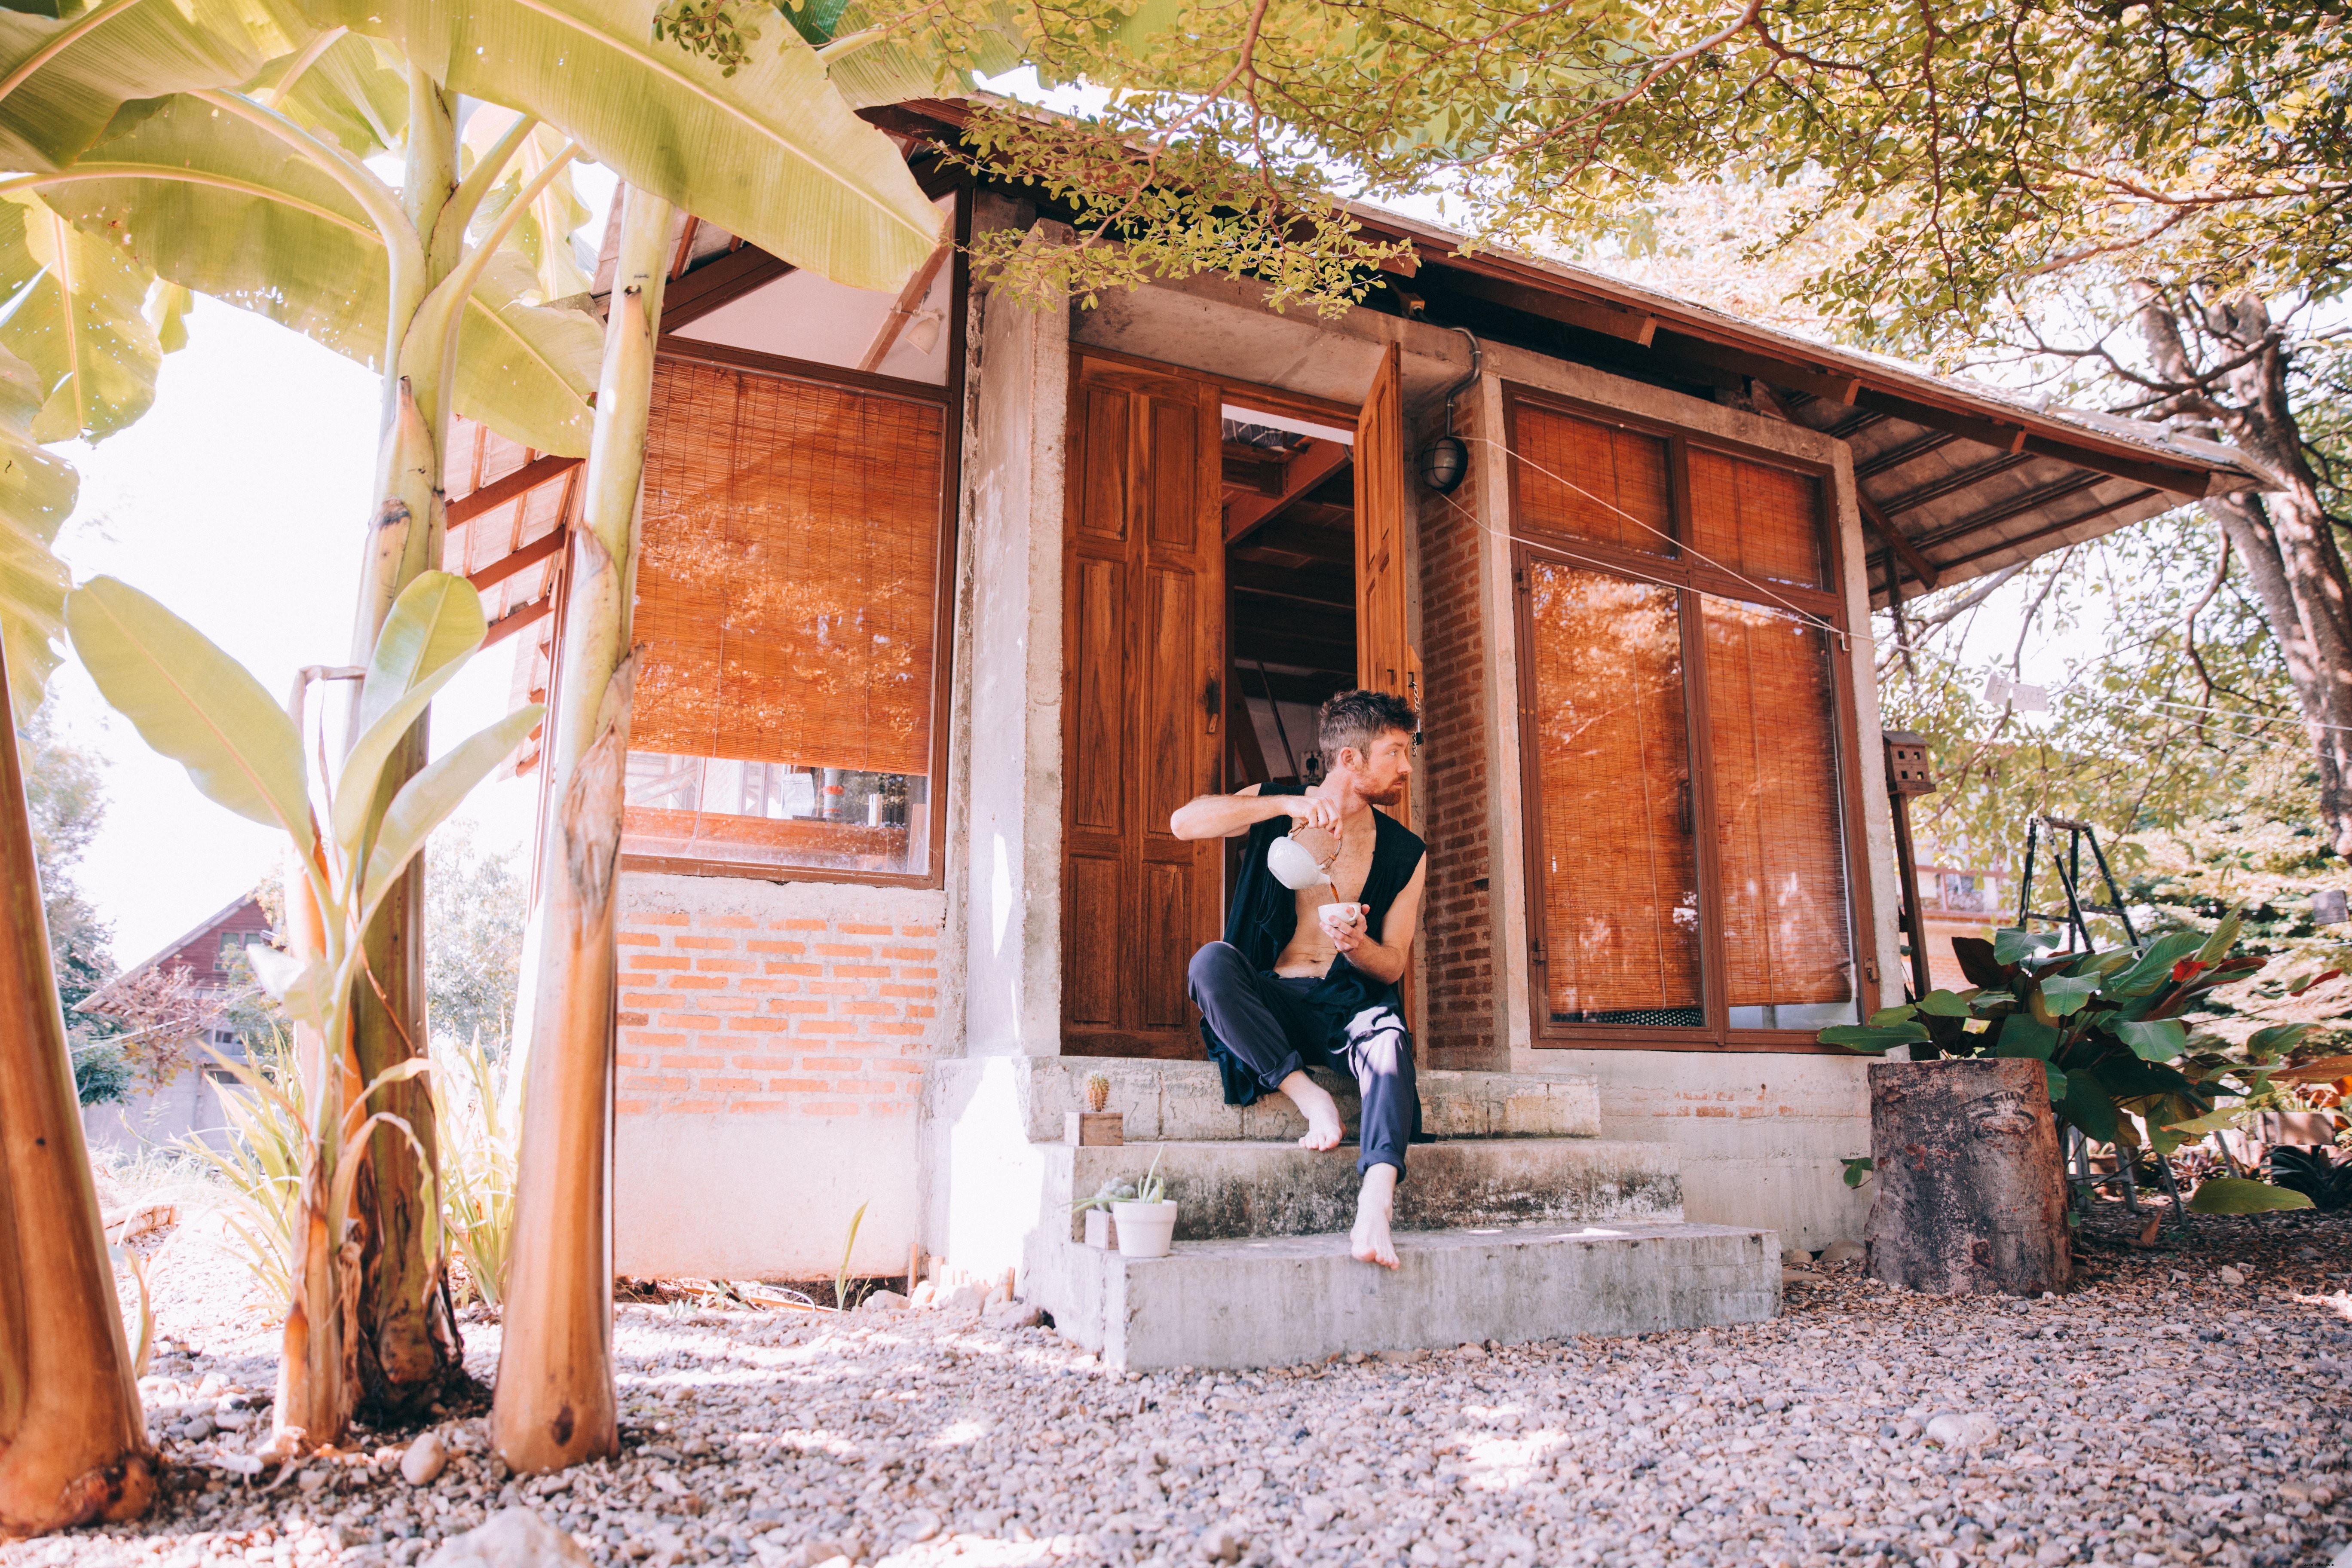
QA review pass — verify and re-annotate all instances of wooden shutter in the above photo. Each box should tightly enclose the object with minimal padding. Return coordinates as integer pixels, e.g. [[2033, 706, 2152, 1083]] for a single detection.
[[1062, 353, 1225, 1056], [1522, 560, 1703, 1024], [1353, 342, 1418, 771], [631, 357, 945, 777], [1702, 597, 1856, 1013]]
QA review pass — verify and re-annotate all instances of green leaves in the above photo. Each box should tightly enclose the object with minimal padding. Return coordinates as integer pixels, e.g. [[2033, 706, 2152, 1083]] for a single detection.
[[0, 341, 74, 718], [2116, 1019, 2187, 1062], [1916, 989, 1973, 1017], [65, 575, 310, 839], [2186, 1177, 2315, 1216], [359, 705, 544, 925], [2037, 975, 2101, 1017], [1821, 1021, 1929, 1054], [0, 190, 162, 441], [332, 571, 487, 853], [0, 0, 317, 172], [1993, 927, 2056, 965], [315, 0, 943, 291]]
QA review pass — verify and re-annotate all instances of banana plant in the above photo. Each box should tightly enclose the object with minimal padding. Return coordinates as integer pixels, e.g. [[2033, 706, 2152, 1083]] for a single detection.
[[66, 569, 542, 1453], [0, 0, 941, 1425]]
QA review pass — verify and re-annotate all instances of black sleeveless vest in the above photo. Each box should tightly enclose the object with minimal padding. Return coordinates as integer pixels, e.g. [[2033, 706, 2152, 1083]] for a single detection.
[[1201, 779, 1426, 1102]]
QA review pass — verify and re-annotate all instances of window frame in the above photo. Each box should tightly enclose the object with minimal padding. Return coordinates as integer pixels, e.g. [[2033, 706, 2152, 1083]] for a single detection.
[[1503, 383, 1880, 1053], [615, 197, 968, 890]]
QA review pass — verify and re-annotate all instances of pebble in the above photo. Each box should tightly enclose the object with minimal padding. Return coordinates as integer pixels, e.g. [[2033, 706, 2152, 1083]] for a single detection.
[[15, 1208, 2351, 1568], [1923, 1409, 2000, 1450], [420, 1509, 588, 1568], [401, 1430, 447, 1486]]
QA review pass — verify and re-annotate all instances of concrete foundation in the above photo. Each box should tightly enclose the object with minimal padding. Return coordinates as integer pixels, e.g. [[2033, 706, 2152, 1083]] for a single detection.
[[1046, 1221, 1780, 1371], [1043, 1137, 1681, 1243]]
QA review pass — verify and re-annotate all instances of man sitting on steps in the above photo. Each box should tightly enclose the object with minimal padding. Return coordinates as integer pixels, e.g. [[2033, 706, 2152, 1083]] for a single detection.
[[1170, 689, 1427, 1270]]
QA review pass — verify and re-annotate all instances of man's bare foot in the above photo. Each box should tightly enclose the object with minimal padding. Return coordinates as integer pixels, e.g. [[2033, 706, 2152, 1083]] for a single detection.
[[1351, 1164, 1400, 1269], [1280, 1072, 1344, 1151]]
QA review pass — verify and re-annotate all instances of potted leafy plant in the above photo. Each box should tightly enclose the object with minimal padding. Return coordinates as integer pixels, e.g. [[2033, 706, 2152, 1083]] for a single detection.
[[1828, 912, 2323, 1212], [1074, 1148, 1177, 1259]]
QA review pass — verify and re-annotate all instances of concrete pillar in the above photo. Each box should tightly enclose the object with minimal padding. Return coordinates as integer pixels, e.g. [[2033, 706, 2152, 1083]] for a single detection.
[[923, 219, 1074, 1289], [962, 223, 1072, 1061]]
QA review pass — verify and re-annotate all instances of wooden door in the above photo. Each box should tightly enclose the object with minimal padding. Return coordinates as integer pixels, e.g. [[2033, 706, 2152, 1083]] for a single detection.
[[1063, 352, 1226, 1056], [1353, 342, 1419, 811], [1353, 343, 1419, 1023]]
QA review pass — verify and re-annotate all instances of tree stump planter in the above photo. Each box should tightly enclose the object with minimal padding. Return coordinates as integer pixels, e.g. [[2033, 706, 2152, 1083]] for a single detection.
[[1864, 1057, 2072, 1296]]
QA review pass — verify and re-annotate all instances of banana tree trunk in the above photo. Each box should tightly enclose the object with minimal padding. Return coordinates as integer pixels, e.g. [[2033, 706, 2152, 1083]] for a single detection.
[[344, 74, 466, 1427], [0, 646, 157, 1537], [493, 184, 672, 1475]]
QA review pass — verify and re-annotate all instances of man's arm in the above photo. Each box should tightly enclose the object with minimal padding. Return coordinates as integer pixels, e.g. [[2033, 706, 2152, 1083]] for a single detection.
[[1169, 783, 1340, 840], [1326, 858, 1426, 986]]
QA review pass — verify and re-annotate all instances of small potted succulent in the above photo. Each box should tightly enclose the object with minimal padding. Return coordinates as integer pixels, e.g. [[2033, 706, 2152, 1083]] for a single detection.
[[1074, 1148, 1177, 1259]]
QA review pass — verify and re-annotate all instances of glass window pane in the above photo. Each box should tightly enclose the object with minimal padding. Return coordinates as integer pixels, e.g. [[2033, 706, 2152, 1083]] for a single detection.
[[1525, 562, 1702, 1026], [1702, 596, 1859, 1028], [1685, 447, 1827, 590], [624, 357, 945, 878], [1514, 405, 1675, 557]]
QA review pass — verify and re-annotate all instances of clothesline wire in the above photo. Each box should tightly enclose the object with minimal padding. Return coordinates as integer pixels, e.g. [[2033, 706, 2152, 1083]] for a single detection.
[[1433, 467, 1850, 649], [1461, 435, 1852, 648]]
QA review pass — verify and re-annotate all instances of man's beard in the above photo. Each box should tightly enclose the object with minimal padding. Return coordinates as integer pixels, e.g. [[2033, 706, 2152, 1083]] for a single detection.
[[1364, 779, 1407, 807]]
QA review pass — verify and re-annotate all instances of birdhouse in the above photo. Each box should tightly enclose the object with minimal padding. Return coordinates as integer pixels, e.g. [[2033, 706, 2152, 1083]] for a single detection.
[[1883, 731, 1936, 796]]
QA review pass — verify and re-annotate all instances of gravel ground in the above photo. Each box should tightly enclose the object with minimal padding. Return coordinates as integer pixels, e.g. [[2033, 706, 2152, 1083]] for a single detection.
[[9, 1201, 2350, 1568]]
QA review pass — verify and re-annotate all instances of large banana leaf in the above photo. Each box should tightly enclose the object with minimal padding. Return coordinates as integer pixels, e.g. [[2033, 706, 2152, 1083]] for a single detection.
[[24, 93, 602, 455], [244, 28, 407, 159], [0, 342, 74, 719], [359, 704, 542, 925], [0, 189, 162, 441], [466, 114, 594, 304], [333, 570, 486, 852], [0, 0, 318, 172], [65, 575, 312, 841], [310, 0, 941, 291]]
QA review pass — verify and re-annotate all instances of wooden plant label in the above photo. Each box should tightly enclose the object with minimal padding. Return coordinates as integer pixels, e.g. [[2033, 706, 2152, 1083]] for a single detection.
[[1066, 1111, 1124, 1146]]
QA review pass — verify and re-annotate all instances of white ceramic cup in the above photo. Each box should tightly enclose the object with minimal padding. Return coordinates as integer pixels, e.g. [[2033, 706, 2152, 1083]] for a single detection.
[[1320, 902, 1363, 931]]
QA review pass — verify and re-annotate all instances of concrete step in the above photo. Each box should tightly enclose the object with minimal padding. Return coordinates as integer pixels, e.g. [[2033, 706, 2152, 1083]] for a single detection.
[[1045, 1138, 1680, 1243], [1035, 1220, 1780, 1371], [1026, 1057, 1599, 1143]]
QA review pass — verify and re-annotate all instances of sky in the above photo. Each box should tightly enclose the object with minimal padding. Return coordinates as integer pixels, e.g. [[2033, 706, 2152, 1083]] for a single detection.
[[48, 297, 542, 965]]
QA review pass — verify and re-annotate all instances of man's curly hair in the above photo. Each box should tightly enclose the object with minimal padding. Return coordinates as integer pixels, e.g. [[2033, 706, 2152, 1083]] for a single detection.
[[1317, 689, 1418, 770]]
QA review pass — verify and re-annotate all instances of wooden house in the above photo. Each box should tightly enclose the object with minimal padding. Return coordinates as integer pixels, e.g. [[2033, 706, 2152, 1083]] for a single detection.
[[441, 111, 2253, 1357], [80, 893, 274, 1152]]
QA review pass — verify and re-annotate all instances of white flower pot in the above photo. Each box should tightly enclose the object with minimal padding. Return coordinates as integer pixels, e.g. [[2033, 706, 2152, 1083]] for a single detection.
[[1111, 1199, 1178, 1259]]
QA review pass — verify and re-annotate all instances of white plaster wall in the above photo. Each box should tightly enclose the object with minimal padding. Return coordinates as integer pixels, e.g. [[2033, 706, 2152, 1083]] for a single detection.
[[1470, 340, 1894, 1251], [612, 871, 953, 1280]]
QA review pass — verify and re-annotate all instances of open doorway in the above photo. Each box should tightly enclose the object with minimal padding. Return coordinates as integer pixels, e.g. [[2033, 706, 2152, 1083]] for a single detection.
[[1220, 401, 1358, 793]]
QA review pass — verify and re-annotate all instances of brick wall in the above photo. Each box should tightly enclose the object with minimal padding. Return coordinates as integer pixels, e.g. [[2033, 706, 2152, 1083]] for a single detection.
[[611, 873, 954, 1277], [1413, 394, 1500, 1069], [616, 905, 942, 1120]]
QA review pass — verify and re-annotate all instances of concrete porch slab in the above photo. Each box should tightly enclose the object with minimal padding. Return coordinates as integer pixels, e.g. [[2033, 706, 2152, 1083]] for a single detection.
[[1046, 1138, 1681, 1242], [1021, 1057, 1601, 1143], [1041, 1220, 1780, 1371]]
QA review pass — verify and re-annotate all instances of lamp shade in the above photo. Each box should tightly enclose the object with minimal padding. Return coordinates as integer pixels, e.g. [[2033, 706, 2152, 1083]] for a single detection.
[[1418, 434, 1469, 493]]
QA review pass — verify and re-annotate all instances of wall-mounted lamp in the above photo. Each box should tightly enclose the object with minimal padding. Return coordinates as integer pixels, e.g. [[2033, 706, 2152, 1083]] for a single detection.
[[1415, 326, 1481, 495]]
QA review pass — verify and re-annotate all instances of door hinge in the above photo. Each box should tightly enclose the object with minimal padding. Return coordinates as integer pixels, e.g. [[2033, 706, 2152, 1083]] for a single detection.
[[1513, 567, 1528, 591], [1530, 937, 1548, 965], [1864, 959, 1880, 984], [1204, 672, 1220, 735]]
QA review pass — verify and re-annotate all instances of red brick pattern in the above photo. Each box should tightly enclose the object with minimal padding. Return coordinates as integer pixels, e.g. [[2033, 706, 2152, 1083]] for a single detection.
[[614, 903, 942, 1119], [1414, 396, 1498, 1068]]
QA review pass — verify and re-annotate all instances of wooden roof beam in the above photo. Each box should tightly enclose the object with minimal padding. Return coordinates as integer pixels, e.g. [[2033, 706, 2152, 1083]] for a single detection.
[[1857, 493, 1941, 591], [466, 524, 567, 594], [1877, 451, 2035, 518], [1931, 487, 2163, 574], [1225, 438, 1352, 545], [447, 453, 581, 527], [1656, 331, 1861, 405], [1436, 266, 1658, 346]]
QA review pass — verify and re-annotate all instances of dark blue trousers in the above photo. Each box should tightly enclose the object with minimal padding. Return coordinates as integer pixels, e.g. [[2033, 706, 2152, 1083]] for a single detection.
[[1186, 940, 1417, 1179]]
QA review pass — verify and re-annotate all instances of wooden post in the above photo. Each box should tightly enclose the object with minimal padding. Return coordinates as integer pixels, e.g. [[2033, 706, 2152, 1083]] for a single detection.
[[1864, 1058, 2071, 1296]]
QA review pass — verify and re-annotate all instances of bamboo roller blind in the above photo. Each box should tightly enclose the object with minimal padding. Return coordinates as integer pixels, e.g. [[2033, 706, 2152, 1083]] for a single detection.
[[1704, 599, 1854, 1008], [632, 357, 945, 779], [1526, 563, 1700, 1018], [1518, 411, 1851, 1025], [1687, 447, 1827, 589], [1514, 406, 1672, 556]]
